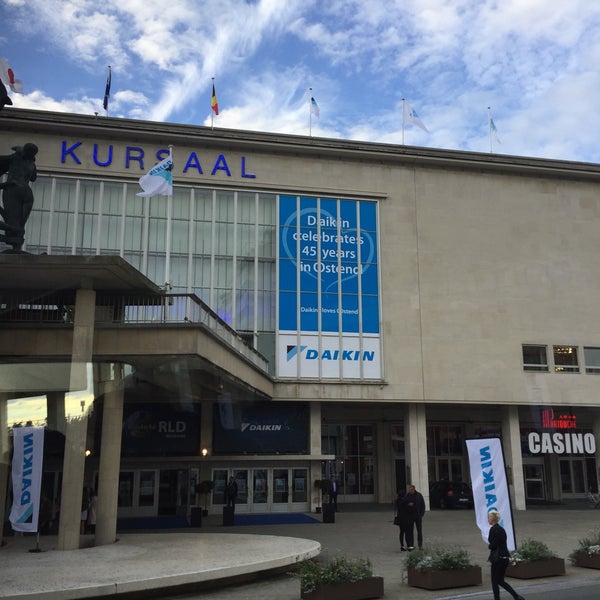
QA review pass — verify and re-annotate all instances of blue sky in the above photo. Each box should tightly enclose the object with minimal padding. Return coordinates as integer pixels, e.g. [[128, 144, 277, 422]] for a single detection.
[[1, 0, 600, 163]]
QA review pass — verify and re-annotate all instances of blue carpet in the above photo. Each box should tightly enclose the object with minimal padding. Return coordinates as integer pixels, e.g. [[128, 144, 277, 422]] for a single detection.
[[117, 516, 190, 530], [233, 513, 320, 526]]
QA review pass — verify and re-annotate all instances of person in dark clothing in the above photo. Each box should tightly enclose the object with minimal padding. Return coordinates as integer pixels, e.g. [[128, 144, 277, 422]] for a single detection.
[[488, 510, 525, 600], [328, 476, 339, 511], [225, 476, 238, 509], [395, 490, 413, 550], [405, 484, 426, 549]]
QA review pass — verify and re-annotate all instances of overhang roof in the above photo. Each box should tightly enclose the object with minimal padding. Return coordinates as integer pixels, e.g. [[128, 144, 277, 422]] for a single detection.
[[0, 254, 162, 294]]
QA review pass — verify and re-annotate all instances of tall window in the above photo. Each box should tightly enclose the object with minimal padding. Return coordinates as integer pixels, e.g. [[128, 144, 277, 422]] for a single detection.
[[584, 347, 600, 374], [522, 344, 548, 371], [321, 424, 375, 496], [553, 345, 579, 373]]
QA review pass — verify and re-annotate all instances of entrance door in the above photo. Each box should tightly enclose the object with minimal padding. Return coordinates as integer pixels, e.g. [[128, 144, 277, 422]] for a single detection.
[[559, 458, 588, 496], [524, 463, 546, 500], [272, 468, 289, 511], [211, 467, 309, 513]]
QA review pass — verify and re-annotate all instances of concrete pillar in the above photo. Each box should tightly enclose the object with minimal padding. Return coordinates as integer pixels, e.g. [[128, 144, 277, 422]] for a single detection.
[[0, 393, 9, 541], [406, 402, 429, 508], [95, 377, 124, 546], [593, 415, 600, 492], [309, 402, 322, 511], [502, 405, 526, 510], [57, 416, 88, 550], [376, 420, 393, 503], [46, 392, 66, 435], [57, 287, 96, 550]]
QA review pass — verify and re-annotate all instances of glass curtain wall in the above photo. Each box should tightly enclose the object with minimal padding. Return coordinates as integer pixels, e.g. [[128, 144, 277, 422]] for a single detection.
[[25, 176, 277, 367]]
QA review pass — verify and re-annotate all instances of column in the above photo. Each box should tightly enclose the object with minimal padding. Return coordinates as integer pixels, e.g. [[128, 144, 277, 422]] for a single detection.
[[57, 287, 96, 550], [406, 402, 429, 508], [46, 392, 66, 434], [593, 415, 600, 492], [0, 393, 9, 541], [309, 402, 322, 511], [95, 374, 124, 546], [501, 405, 526, 510]]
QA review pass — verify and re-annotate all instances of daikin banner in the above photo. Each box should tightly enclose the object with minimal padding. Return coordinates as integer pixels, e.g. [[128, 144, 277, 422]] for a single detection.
[[277, 195, 381, 379], [466, 437, 516, 551], [9, 426, 44, 533]]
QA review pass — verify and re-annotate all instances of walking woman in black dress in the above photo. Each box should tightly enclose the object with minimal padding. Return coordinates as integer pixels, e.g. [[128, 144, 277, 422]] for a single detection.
[[487, 510, 525, 600]]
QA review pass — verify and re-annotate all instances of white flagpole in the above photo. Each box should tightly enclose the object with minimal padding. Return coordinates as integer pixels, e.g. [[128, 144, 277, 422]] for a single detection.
[[401, 98, 406, 145], [211, 78, 215, 130], [309, 87, 313, 136], [164, 145, 173, 290]]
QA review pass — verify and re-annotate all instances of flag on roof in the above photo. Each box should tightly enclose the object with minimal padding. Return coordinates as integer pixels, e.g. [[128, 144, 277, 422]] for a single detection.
[[211, 83, 219, 115], [403, 100, 428, 132], [137, 155, 174, 197], [0, 57, 23, 93], [310, 96, 320, 118], [103, 66, 111, 111], [489, 115, 501, 144]]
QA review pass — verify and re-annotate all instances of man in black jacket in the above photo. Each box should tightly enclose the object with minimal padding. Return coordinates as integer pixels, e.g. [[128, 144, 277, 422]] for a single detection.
[[405, 484, 426, 549]]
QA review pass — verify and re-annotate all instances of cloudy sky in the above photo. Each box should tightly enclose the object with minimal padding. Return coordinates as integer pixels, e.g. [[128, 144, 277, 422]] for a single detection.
[[1, 0, 599, 162]]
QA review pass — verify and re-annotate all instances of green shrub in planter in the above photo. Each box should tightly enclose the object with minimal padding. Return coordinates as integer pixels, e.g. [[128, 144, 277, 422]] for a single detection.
[[405, 546, 474, 572], [511, 538, 558, 564], [569, 529, 600, 564], [298, 557, 373, 594]]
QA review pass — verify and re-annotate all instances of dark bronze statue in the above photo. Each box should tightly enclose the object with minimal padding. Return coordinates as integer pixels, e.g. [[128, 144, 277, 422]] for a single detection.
[[0, 82, 12, 110], [0, 143, 38, 252]]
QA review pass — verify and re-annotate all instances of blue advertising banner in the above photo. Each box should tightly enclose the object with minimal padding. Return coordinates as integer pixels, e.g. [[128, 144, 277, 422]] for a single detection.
[[213, 400, 308, 454], [277, 195, 381, 379], [10, 427, 44, 532], [121, 403, 202, 457]]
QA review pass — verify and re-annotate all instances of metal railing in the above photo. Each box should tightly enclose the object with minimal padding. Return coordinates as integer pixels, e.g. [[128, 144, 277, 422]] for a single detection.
[[0, 292, 269, 373]]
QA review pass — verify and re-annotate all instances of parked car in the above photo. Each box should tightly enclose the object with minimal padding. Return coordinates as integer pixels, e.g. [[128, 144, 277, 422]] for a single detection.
[[429, 481, 473, 509]]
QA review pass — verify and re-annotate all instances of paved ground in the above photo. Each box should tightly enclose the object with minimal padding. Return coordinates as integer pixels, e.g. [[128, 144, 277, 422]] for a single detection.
[[2, 506, 600, 599]]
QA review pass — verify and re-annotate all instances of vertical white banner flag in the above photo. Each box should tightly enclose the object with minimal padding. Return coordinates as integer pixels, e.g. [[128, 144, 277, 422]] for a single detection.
[[466, 437, 516, 551], [10, 426, 45, 533]]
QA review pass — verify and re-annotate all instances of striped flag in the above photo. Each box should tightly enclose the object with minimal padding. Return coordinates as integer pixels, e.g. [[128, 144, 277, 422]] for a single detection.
[[211, 83, 219, 115], [103, 66, 111, 111]]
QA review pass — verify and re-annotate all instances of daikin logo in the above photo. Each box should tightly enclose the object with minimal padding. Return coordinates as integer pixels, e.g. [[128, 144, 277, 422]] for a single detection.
[[286, 345, 375, 362], [241, 422, 283, 432]]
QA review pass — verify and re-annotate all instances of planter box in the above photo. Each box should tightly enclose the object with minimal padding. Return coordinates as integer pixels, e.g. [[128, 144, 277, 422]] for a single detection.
[[407, 566, 482, 590], [573, 552, 600, 570], [506, 557, 565, 579], [301, 576, 384, 600]]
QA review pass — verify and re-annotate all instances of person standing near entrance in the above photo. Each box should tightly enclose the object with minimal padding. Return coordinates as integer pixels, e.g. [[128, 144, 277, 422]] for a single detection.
[[394, 490, 413, 550], [225, 476, 238, 510], [405, 484, 426, 549], [329, 476, 339, 511]]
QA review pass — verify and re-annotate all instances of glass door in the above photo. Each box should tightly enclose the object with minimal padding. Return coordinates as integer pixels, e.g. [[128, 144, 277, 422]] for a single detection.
[[272, 468, 289, 511], [559, 458, 588, 496], [524, 463, 546, 500], [253, 469, 269, 508]]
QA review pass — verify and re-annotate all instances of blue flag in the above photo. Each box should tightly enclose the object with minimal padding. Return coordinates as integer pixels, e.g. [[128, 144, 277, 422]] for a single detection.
[[103, 66, 111, 111]]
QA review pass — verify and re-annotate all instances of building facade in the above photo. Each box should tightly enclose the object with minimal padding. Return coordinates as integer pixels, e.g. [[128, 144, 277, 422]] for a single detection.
[[2, 108, 600, 530]]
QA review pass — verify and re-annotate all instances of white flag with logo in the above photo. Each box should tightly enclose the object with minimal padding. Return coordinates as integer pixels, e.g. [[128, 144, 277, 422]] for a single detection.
[[403, 100, 429, 132], [466, 437, 516, 551], [137, 155, 173, 197], [10, 426, 45, 532]]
